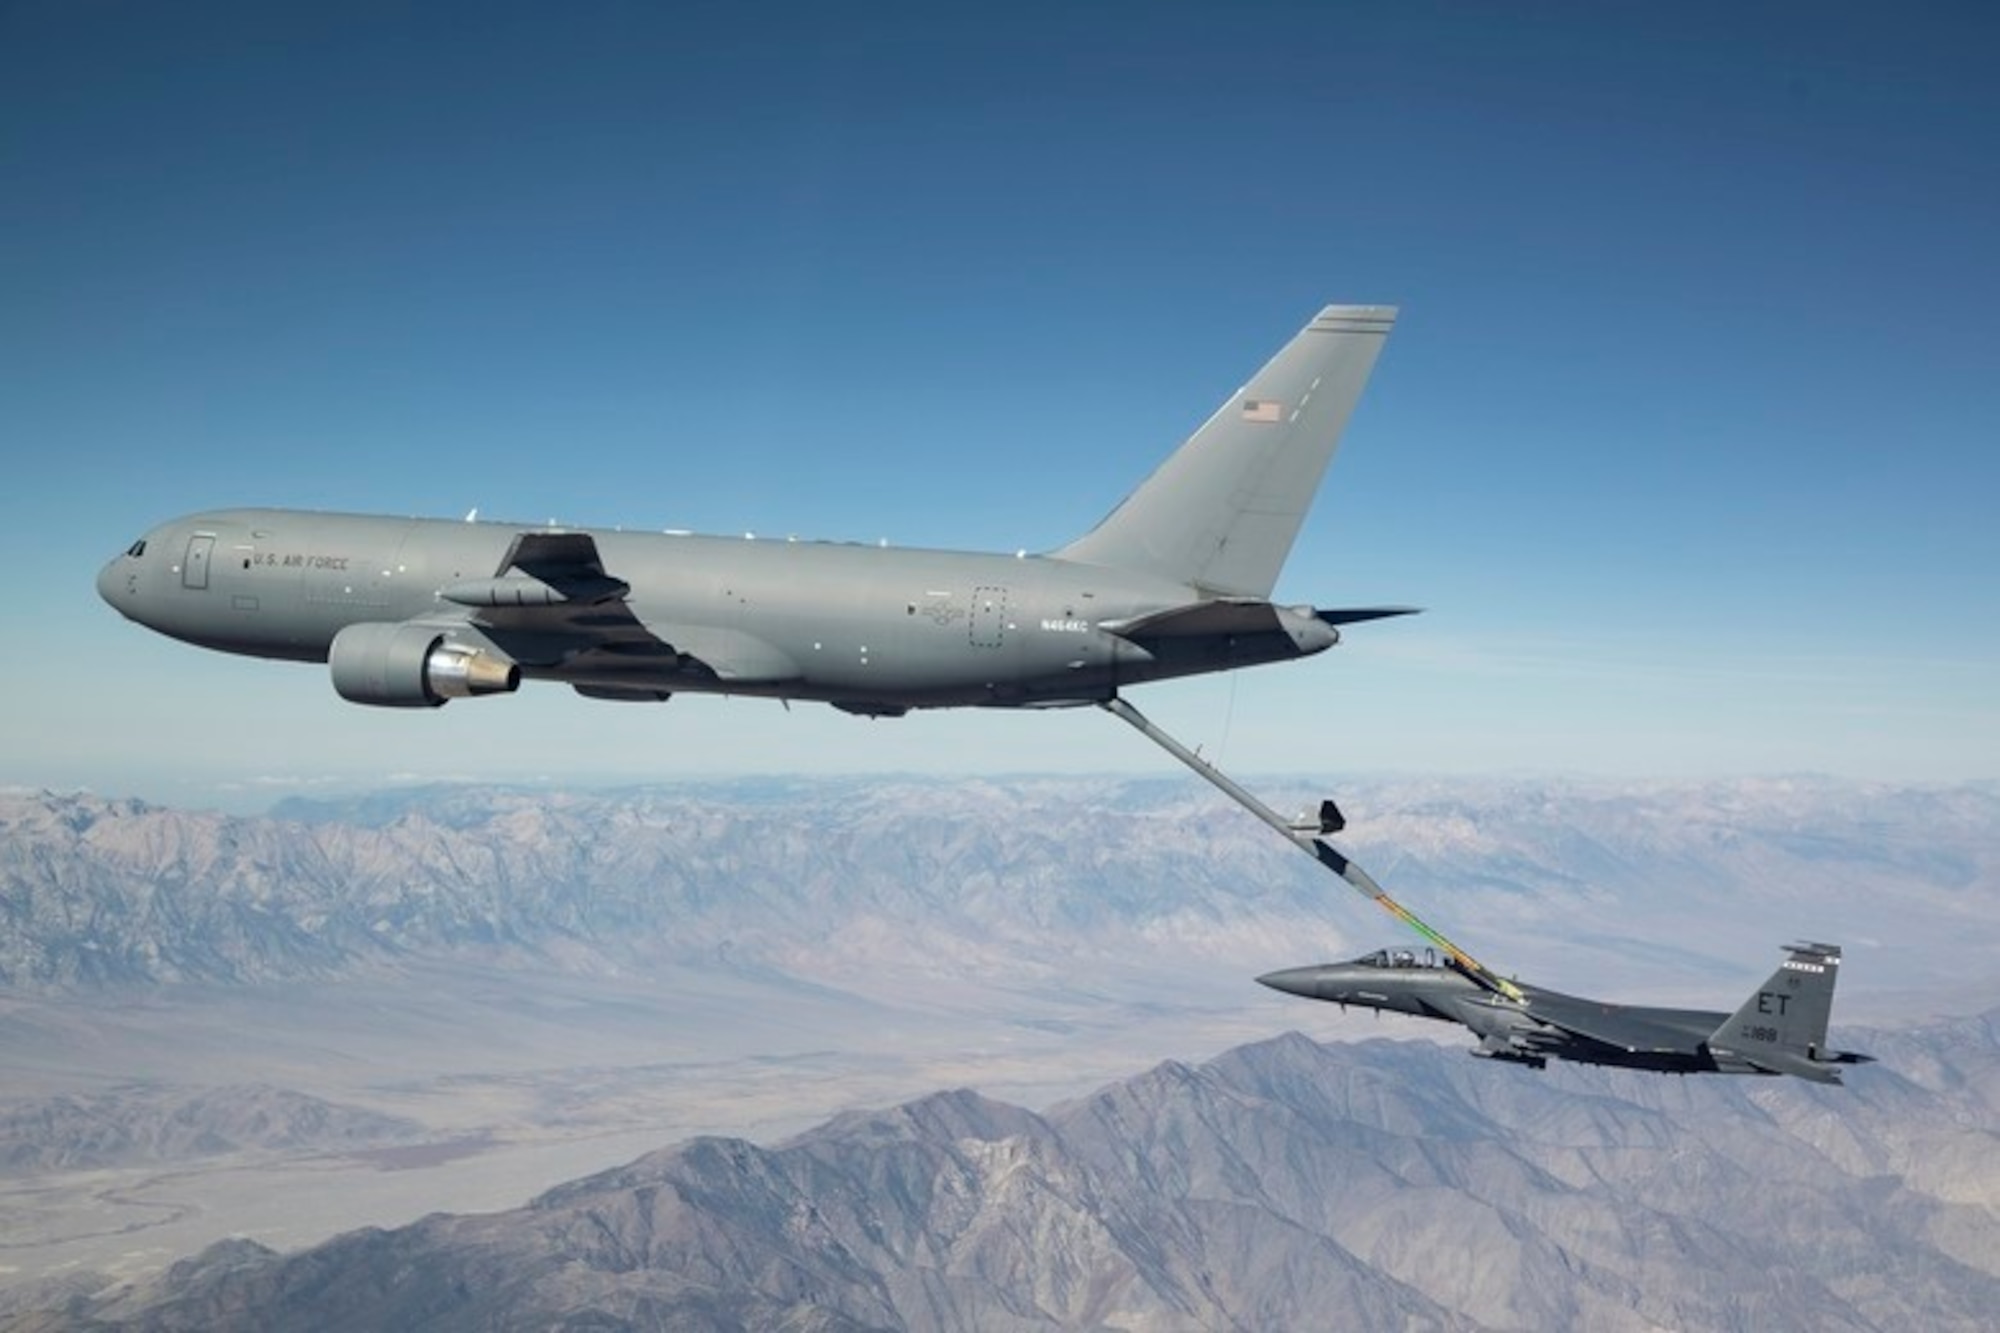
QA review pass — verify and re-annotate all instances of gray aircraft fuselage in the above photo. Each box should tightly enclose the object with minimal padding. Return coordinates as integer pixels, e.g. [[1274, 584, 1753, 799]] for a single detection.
[[96, 305, 1407, 714], [97, 509, 1331, 713], [1259, 944, 1871, 1083]]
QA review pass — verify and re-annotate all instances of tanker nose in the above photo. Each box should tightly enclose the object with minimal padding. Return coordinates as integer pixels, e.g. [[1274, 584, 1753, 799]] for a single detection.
[[97, 554, 128, 615], [99, 537, 149, 619]]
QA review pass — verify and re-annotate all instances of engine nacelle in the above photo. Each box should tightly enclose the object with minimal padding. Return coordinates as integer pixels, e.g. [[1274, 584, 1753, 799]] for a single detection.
[[328, 622, 520, 708]]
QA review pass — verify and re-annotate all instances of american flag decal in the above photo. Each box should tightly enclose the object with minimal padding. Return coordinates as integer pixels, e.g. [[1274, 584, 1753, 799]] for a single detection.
[[1241, 398, 1284, 423]]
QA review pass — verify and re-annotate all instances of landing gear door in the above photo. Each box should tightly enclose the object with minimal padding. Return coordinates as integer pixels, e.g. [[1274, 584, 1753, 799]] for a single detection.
[[182, 534, 215, 590]]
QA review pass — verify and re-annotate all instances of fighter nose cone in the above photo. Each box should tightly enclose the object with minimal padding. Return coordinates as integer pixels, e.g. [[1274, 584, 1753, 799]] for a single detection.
[[1257, 966, 1325, 1000]]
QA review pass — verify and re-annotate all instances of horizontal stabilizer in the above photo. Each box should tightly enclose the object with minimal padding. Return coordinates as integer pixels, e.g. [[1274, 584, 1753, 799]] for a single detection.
[[1102, 600, 1414, 643], [1740, 1048, 1851, 1085], [1102, 600, 1292, 639], [1316, 607, 1421, 627], [1100, 598, 1342, 656]]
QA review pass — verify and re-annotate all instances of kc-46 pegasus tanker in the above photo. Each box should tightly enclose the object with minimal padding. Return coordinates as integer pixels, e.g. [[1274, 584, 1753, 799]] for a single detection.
[[99, 306, 1408, 715]]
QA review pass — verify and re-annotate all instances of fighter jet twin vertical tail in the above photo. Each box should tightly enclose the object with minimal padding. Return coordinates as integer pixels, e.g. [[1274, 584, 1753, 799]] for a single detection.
[[1260, 942, 1874, 1083], [98, 306, 1412, 715]]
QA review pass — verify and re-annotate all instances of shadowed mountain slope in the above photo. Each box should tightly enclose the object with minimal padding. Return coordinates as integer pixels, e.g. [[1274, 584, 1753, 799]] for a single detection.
[[39, 1025, 2000, 1333]]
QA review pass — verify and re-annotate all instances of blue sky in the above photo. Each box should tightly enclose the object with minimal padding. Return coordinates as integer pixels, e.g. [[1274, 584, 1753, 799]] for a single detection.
[[3, 2, 1995, 806]]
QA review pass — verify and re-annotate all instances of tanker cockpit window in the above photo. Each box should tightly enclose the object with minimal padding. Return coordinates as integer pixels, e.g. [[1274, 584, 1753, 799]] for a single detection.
[[126, 540, 147, 558]]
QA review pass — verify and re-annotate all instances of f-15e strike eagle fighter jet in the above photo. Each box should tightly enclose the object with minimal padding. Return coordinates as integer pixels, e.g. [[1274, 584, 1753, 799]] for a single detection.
[[1260, 942, 1874, 1083], [98, 306, 1408, 714]]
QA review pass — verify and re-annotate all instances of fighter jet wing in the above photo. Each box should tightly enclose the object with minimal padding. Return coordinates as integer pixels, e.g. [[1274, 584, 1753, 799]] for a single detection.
[[1524, 993, 1695, 1055]]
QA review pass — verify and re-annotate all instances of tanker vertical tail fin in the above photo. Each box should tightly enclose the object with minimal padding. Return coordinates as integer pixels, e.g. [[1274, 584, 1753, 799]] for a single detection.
[[1053, 305, 1397, 599]]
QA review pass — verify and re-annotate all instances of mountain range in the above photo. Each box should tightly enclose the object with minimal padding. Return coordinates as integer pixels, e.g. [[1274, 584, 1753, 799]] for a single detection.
[[0, 1083, 424, 1175], [25, 1018, 2000, 1332], [3, 775, 1996, 1328], [6, 777, 1996, 1006]]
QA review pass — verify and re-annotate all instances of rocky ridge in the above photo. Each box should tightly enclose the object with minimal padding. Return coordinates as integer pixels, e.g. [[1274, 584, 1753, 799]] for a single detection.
[[4, 777, 1995, 999], [34, 1022, 2000, 1332], [0, 1084, 426, 1173]]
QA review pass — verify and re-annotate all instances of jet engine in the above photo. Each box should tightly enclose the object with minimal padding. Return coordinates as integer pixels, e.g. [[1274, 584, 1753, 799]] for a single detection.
[[328, 623, 520, 708]]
